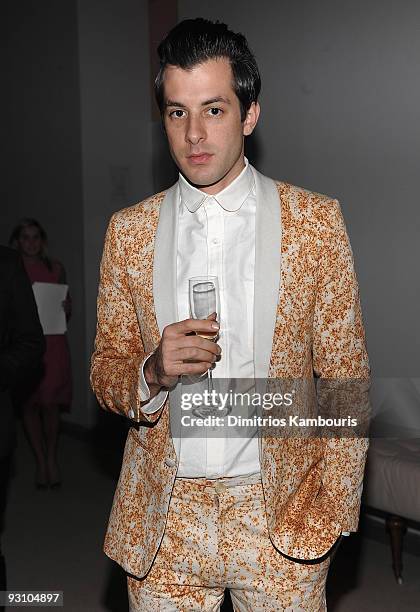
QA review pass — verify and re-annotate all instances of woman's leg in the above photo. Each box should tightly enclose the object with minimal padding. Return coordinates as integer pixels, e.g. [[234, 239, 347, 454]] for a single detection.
[[41, 404, 61, 485], [22, 403, 47, 486]]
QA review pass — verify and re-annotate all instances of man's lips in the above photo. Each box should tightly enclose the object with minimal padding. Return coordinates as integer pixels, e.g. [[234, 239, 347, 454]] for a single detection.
[[187, 153, 213, 164]]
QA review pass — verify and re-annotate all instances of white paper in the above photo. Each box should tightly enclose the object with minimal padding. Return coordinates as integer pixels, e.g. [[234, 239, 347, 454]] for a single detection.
[[32, 282, 68, 335]]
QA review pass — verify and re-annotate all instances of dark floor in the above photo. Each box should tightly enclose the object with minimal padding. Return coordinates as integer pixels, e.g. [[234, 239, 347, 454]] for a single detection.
[[2, 415, 420, 611]]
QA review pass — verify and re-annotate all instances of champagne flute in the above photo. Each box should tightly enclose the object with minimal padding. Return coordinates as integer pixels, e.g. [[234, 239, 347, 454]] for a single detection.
[[188, 276, 223, 417]]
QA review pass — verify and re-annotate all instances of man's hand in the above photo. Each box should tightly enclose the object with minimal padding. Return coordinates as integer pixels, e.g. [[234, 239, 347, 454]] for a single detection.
[[144, 315, 221, 398]]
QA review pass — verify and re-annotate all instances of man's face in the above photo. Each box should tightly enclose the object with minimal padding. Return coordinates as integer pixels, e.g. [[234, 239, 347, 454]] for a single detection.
[[162, 58, 259, 194]]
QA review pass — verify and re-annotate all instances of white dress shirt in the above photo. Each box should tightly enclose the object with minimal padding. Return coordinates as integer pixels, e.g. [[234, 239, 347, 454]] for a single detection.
[[140, 158, 260, 479]]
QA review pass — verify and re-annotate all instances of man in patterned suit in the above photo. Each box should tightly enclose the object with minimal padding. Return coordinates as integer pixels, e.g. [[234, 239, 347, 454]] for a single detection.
[[91, 18, 370, 611]]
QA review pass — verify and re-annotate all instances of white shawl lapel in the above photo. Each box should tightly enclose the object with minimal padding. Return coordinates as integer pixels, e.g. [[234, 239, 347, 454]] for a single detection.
[[251, 166, 282, 378]]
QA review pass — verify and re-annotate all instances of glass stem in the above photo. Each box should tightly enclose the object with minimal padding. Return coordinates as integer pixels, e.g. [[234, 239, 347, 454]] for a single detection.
[[208, 370, 213, 398]]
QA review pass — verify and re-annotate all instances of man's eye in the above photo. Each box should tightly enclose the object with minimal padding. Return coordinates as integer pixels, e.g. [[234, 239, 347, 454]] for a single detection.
[[208, 107, 222, 116], [170, 110, 185, 118]]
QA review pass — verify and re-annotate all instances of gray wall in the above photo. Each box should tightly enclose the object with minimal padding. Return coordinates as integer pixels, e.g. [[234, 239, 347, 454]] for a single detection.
[[78, 0, 154, 425], [4, 0, 86, 424], [4, 0, 154, 427], [179, 0, 420, 378]]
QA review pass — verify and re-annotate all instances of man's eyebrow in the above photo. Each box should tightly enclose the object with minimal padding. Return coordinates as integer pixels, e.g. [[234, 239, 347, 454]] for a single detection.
[[165, 96, 231, 108], [201, 96, 231, 105], [165, 100, 186, 108]]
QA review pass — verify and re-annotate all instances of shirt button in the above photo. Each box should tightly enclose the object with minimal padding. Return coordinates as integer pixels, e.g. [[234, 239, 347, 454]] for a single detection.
[[212, 238, 219, 245], [165, 458, 176, 468]]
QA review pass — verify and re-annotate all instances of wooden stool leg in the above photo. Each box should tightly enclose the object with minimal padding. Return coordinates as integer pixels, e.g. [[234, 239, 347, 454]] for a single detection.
[[385, 514, 407, 584]]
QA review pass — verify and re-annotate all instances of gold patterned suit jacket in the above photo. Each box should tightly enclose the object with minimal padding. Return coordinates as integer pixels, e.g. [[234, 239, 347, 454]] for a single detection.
[[90, 166, 370, 579]]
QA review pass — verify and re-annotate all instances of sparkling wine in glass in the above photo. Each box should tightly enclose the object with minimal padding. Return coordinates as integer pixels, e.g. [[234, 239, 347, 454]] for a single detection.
[[188, 276, 226, 417]]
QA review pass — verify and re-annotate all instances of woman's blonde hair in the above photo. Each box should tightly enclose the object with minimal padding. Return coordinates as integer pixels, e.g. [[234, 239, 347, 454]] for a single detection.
[[9, 218, 53, 271]]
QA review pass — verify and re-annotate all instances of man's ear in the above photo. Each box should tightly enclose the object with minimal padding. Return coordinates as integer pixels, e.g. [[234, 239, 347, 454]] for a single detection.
[[243, 101, 260, 136]]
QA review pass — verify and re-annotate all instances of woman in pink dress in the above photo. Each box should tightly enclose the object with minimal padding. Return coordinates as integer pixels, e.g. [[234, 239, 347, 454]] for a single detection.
[[10, 219, 72, 488]]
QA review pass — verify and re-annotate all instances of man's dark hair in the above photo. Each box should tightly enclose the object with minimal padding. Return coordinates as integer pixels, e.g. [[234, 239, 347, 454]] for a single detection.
[[155, 18, 261, 122]]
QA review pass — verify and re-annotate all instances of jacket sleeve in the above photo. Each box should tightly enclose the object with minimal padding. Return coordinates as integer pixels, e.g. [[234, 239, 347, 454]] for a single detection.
[[90, 213, 164, 423], [312, 199, 370, 533], [0, 252, 45, 390]]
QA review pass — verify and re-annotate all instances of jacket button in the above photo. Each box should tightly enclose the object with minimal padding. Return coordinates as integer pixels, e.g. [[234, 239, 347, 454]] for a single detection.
[[164, 458, 176, 468]]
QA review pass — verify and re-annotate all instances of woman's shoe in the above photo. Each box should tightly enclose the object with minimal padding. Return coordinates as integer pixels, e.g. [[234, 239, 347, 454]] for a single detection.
[[35, 466, 48, 490], [47, 463, 62, 489]]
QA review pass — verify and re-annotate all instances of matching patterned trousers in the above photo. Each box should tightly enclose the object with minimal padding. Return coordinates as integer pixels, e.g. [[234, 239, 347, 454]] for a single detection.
[[127, 474, 331, 611]]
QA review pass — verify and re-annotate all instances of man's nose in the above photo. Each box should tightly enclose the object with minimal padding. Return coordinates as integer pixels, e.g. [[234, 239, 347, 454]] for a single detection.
[[185, 115, 206, 145]]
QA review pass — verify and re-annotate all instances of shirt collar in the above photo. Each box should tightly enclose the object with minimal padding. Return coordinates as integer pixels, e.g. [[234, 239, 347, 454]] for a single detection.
[[179, 157, 254, 213]]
